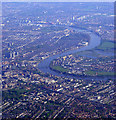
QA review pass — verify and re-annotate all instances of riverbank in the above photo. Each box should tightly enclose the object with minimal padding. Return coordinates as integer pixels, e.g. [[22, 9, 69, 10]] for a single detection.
[[49, 63, 115, 78]]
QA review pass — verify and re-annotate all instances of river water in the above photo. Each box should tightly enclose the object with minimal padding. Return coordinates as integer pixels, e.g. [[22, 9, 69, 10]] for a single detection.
[[38, 27, 112, 80]]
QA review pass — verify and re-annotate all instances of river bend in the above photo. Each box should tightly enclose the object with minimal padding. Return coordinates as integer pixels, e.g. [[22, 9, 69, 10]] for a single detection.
[[38, 27, 101, 78]]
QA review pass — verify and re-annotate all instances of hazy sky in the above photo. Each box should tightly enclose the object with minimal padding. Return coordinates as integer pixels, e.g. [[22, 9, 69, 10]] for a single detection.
[[1, 0, 115, 2]]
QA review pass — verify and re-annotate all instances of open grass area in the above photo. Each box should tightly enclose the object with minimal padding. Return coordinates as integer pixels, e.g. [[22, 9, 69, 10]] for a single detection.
[[85, 70, 115, 76], [2, 88, 28, 100], [96, 41, 114, 50], [52, 66, 69, 73], [75, 41, 115, 58]]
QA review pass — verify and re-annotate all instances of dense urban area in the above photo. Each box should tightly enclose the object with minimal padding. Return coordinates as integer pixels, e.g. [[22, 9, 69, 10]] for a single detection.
[[1, 2, 115, 119]]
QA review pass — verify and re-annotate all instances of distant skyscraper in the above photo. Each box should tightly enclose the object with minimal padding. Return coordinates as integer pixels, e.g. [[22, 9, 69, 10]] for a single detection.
[[10, 52, 13, 58], [16, 52, 19, 56], [72, 16, 75, 20]]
